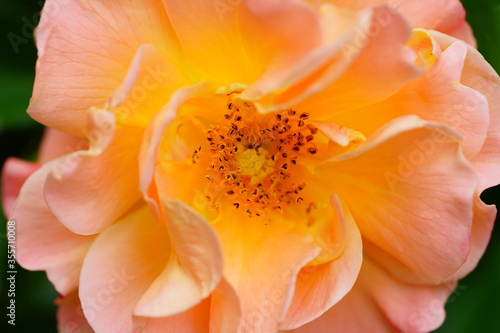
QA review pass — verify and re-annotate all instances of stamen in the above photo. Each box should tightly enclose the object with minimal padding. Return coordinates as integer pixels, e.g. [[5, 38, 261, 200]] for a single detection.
[[307, 147, 318, 154], [195, 102, 321, 222]]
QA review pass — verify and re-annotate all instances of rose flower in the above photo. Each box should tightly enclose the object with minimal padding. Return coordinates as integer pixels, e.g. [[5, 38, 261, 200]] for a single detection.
[[3, 0, 499, 332]]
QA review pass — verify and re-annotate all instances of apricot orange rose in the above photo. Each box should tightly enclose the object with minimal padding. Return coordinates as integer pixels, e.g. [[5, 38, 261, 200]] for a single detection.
[[3, 0, 499, 332]]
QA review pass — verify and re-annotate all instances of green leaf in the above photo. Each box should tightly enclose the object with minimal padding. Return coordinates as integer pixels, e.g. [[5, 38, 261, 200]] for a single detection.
[[0, 67, 37, 133]]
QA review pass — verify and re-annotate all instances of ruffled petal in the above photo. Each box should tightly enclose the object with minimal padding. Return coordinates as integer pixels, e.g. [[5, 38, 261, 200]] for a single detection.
[[56, 290, 94, 333], [443, 21, 476, 47], [293, 5, 423, 119], [362, 196, 495, 285], [9, 163, 95, 295], [285, 278, 399, 333], [360, 260, 456, 332], [38, 128, 83, 163], [161, 0, 322, 84], [287, 258, 457, 333], [239, 3, 358, 105], [79, 206, 170, 333], [133, 298, 210, 333], [431, 31, 500, 191], [449, 196, 497, 279], [319, 115, 477, 282], [44, 110, 143, 235], [29, 0, 180, 135], [134, 199, 223, 317], [280, 196, 362, 329], [139, 82, 219, 218], [336, 39, 490, 160], [323, 0, 474, 43], [2, 129, 81, 217], [432, 1, 476, 46], [210, 279, 243, 333], [1, 158, 38, 216], [107, 44, 189, 127], [213, 216, 320, 333]]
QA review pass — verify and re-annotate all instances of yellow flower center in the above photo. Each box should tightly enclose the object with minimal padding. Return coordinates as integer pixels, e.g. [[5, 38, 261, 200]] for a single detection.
[[236, 146, 274, 185], [192, 98, 323, 223]]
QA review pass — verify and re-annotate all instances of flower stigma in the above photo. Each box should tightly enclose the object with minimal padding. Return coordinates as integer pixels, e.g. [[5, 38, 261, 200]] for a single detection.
[[236, 146, 274, 185]]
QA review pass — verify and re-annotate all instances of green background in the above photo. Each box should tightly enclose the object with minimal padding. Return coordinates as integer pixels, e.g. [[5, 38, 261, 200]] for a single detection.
[[0, 0, 499, 332]]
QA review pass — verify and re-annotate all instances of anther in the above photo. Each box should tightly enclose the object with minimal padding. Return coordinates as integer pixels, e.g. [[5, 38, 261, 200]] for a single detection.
[[307, 147, 318, 154]]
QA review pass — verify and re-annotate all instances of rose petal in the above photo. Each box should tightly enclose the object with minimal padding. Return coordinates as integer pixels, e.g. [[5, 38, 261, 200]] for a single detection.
[[239, 3, 358, 105], [38, 128, 83, 163], [286, 280, 399, 333], [335, 40, 490, 160], [2, 158, 39, 216], [326, 0, 473, 43], [294, 5, 423, 119], [360, 196, 495, 285], [29, 0, 179, 135], [280, 195, 362, 330], [107, 44, 189, 127], [9, 162, 94, 295], [213, 215, 320, 333], [443, 21, 476, 47], [161, 0, 322, 84], [134, 199, 223, 317], [210, 279, 243, 333], [433, 0, 476, 46], [361, 260, 456, 333], [449, 196, 497, 280], [132, 298, 210, 333], [319, 115, 477, 282], [287, 258, 457, 333], [431, 31, 500, 191], [362, 238, 429, 285], [44, 110, 143, 235], [56, 290, 93, 333], [79, 206, 170, 332], [139, 82, 219, 218]]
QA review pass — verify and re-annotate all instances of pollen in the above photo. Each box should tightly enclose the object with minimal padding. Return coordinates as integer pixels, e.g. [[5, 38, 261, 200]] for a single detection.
[[237, 147, 274, 184], [191, 98, 321, 222]]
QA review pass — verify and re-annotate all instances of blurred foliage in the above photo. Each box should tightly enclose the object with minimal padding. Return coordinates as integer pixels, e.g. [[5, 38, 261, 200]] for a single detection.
[[0, 0, 499, 332]]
